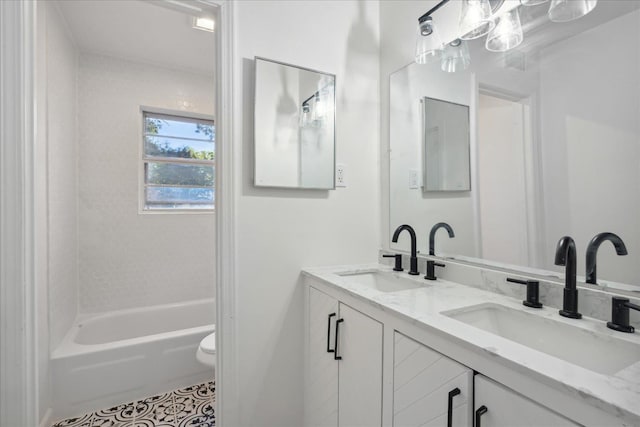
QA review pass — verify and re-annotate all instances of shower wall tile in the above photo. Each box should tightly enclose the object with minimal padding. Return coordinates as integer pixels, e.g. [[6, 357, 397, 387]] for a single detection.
[[47, 3, 79, 348], [77, 54, 216, 313]]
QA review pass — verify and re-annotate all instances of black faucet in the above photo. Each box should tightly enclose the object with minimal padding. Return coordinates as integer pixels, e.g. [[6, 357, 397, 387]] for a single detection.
[[425, 222, 455, 280], [585, 232, 628, 285], [382, 253, 403, 272], [607, 297, 640, 333], [392, 225, 419, 275], [506, 277, 543, 308], [555, 236, 581, 319]]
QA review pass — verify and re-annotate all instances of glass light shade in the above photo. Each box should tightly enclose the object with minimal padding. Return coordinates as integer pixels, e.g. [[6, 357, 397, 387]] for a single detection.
[[520, 0, 548, 5], [441, 39, 471, 73], [548, 0, 597, 22], [415, 17, 443, 64], [485, 8, 524, 52], [459, 0, 495, 40]]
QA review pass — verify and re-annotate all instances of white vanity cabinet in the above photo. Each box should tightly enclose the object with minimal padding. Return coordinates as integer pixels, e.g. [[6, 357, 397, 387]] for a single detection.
[[473, 375, 579, 427], [305, 286, 383, 427], [393, 332, 473, 427]]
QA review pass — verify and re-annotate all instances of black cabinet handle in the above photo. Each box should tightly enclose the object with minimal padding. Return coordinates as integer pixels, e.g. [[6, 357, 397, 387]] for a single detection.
[[334, 318, 344, 360], [475, 405, 487, 427], [326, 313, 336, 353], [447, 387, 461, 427]]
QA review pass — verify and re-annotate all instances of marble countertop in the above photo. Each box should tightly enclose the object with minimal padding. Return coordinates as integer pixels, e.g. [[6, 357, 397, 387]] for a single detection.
[[302, 263, 640, 426]]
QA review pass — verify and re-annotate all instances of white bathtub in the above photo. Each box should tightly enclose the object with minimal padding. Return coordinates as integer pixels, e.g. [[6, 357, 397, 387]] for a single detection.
[[51, 299, 215, 420]]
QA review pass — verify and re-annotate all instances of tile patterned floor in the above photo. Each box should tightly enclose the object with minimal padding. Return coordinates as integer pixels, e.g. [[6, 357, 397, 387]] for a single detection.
[[51, 382, 215, 427]]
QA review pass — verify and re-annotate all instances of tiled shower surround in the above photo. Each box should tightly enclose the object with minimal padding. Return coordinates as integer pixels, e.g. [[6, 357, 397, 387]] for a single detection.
[[51, 382, 215, 427]]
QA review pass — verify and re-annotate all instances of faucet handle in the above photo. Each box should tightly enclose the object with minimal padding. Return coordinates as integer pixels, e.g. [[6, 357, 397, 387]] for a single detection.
[[382, 254, 403, 272], [607, 297, 640, 333], [424, 260, 445, 280], [506, 277, 543, 309]]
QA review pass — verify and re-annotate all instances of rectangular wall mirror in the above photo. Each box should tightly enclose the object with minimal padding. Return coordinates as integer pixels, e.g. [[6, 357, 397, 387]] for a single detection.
[[254, 57, 336, 189], [422, 97, 470, 192], [389, 1, 640, 291]]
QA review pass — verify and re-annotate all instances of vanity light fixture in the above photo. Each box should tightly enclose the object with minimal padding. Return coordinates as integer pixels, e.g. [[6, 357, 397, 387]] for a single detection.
[[193, 16, 215, 32], [314, 93, 326, 120], [414, 0, 450, 64], [300, 83, 334, 126], [485, 7, 524, 52], [414, 0, 596, 72], [441, 39, 471, 72], [415, 16, 444, 64], [459, 0, 496, 40], [548, 0, 597, 22]]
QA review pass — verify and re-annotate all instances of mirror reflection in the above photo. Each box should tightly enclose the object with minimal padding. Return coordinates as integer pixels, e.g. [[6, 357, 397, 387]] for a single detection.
[[390, 1, 640, 288], [254, 57, 335, 189], [422, 97, 470, 192]]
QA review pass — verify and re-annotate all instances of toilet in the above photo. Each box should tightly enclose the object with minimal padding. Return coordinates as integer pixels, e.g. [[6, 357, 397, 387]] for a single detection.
[[196, 332, 216, 374]]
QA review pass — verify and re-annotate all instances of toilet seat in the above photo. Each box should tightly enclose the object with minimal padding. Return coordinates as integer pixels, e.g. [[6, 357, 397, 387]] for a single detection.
[[196, 332, 216, 372], [200, 332, 216, 354]]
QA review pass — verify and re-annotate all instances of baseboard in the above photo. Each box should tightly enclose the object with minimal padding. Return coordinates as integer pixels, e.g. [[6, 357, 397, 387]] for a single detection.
[[39, 408, 53, 427]]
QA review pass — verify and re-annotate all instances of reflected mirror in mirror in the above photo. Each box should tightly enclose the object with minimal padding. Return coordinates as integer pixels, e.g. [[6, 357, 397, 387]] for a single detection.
[[389, 1, 640, 289], [422, 97, 470, 192], [254, 57, 336, 189]]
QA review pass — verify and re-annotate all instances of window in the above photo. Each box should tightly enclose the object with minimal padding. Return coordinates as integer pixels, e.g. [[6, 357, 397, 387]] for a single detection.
[[142, 110, 215, 211]]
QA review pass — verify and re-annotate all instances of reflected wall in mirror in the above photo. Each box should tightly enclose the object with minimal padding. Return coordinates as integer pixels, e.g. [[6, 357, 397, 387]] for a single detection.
[[254, 57, 336, 189], [422, 97, 470, 192], [390, 1, 640, 288]]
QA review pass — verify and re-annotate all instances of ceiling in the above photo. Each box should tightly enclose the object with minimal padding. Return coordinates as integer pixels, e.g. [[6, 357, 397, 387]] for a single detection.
[[56, 0, 216, 75]]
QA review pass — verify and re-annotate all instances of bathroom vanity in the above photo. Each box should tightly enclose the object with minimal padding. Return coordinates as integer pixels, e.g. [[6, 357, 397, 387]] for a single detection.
[[302, 261, 640, 427]]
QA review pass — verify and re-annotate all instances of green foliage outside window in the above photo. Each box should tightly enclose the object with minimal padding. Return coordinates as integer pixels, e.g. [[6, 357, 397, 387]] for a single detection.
[[142, 113, 215, 209]]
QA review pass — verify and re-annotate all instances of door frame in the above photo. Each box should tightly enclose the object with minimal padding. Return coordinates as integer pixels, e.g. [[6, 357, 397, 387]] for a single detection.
[[476, 85, 545, 268], [0, 0, 239, 425], [209, 0, 240, 425], [0, 1, 38, 425]]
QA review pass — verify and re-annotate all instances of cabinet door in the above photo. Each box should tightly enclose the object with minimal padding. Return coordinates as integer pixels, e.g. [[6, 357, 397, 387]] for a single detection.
[[393, 332, 473, 427], [474, 375, 579, 427], [306, 287, 339, 427], [337, 303, 383, 427]]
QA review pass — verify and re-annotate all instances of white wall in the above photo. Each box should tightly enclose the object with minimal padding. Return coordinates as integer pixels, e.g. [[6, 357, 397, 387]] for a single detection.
[[233, 1, 380, 425], [539, 9, 640, 283], [77, 53, 216, 313], [477, 94, 529, 265], [380, 0, 440, 251], [46, 1, 79, 351], [388, 62, 476, 256]]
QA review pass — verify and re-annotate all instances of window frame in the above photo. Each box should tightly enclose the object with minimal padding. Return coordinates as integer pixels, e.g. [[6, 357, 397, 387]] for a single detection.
[[139, 106, 216, 214]]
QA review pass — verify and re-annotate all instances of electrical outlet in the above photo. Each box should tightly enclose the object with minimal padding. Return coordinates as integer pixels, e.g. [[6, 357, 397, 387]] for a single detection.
[[336, 164, 347, 187], [409, 169, 419, 189]]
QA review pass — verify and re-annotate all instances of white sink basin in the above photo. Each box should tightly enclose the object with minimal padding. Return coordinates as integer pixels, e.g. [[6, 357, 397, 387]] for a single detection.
[[338, 271, 424, 293], [443, 303, 640, 375]]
